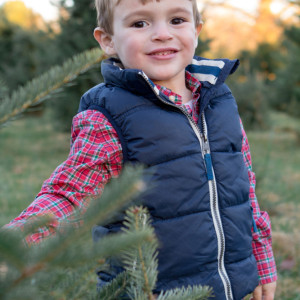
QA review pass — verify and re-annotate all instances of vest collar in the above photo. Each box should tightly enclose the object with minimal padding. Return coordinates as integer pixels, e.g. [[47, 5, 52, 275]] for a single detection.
[[101, 56, 239, 96]]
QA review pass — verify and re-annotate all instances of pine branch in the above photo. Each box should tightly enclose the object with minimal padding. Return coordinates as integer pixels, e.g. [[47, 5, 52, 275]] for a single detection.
[[0, 230, 27, 272], [4, 231, 151, 295], [0, 166, 150, 298], [0, 47, 106, 127], [35, 229, 153, 269], [0, 78, 9, 101], [16, 166, 145, 265], [122, 207, 159, 300], [43, 263, 98, 299], [97, 271, 128, 300], [120, 207, 212, 300], [156, 285, 212, 300]]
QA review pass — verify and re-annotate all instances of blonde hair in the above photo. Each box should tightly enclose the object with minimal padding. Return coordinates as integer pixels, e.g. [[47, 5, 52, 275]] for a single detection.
[[95, 0, 202, 35]]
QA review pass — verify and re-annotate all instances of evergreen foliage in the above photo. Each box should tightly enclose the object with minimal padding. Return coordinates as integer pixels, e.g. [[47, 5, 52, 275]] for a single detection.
[[230, 10, 300, 127], [194, 36, 212, 58], [271, 17, 300, 118], [97, 207, 212, 300], [228, 74, 270, 130], [0, 13, 56, 91], [0, 78, 9, 100], [0, 47, 105, 127], [55, 0, 97, 57], [122, 207, 159, 299], [49, 0, 102, 131], [0, 166, 148, 299], [0, 167, 212, 299]]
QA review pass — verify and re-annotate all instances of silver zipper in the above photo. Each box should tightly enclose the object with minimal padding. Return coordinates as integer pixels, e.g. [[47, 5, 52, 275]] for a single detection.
[[139, 72, 233, 300], [201, 112, 233, 300]]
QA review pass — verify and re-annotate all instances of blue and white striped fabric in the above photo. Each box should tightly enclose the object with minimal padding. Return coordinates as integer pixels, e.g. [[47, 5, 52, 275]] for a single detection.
[[186, 58, 225, 85]]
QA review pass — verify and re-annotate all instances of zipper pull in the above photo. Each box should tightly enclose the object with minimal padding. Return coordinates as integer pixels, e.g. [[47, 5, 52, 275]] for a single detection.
[[202, 136, 214, 181], [204, 153, 214, 181]]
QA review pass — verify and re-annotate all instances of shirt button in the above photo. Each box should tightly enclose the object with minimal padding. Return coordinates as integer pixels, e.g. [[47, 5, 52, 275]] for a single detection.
[[169, 95, 175, 101]]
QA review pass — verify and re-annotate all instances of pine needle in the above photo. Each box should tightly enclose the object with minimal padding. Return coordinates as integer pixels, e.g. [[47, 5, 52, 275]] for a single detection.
[[0, 48, 106, 127], [0, 78, 9, 100], [97, 271, 128, 300], [156, 285, 212, 300], [122, 207, 159, 300]]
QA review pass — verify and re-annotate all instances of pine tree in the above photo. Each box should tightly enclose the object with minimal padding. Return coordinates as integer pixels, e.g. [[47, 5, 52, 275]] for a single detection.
[[0, 2, 59, 94], [272, 15, 300, 118], [49, 0, 102, 131]]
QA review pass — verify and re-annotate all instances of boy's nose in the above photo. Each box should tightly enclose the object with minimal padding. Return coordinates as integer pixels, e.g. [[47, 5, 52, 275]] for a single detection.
[[151, 22, 173, 42]]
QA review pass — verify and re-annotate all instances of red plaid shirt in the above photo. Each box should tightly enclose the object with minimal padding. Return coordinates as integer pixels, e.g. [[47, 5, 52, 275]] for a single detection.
[[6, 72, 277, 284]]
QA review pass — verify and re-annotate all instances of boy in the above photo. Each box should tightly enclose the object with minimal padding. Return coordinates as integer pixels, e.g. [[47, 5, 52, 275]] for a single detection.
[[7, 0, 277, 299]]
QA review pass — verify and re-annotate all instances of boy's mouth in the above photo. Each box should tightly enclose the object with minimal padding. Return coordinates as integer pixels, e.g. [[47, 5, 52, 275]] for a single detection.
[[148, 49, 178, 56]]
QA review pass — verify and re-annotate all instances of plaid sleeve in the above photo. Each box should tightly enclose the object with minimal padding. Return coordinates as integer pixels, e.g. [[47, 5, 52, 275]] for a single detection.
[[240, 119, 277, 284], [5, 110, 123, 244]]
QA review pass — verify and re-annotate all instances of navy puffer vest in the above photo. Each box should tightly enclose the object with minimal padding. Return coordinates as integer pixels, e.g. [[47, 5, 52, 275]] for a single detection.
[[78, 57, 259, 300]]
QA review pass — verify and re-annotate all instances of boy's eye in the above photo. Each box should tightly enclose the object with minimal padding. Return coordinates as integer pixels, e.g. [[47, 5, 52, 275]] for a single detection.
[[132, 21, 148, 28], [170, 18, 185, 25]]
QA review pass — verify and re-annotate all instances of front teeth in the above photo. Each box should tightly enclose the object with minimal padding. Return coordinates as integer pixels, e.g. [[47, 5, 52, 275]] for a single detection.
[[152, 51, 174, 56]]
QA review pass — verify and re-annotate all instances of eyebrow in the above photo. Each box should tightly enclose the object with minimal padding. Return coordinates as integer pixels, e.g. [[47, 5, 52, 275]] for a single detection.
[[122, 7, 193, 23]]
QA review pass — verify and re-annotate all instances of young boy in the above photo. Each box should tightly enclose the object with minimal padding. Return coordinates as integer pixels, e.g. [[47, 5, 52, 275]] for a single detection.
[[7, 0, 277, 299]]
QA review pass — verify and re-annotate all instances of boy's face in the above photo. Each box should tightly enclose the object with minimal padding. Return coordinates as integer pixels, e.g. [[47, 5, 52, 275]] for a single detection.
[[95, 0, 202, 88]]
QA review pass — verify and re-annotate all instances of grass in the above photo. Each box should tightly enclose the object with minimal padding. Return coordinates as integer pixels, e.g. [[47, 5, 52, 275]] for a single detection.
[[0, 110, 299, 299], [0, 111, 70, 226], [246, 112, 300, 300]]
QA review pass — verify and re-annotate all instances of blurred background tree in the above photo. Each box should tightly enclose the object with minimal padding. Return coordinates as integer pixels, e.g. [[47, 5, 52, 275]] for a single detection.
[[271, 18, 300, 118], [47, 0, 102, 131], [0, 1, 56, 90], [199, 0, 300, 128]]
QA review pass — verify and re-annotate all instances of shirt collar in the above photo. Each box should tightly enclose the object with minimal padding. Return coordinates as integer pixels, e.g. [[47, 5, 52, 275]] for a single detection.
[[155, 71, 201, 106]]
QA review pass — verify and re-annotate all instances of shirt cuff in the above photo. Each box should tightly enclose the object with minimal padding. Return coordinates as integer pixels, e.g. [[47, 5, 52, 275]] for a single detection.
[[255, 245, 277, 284]]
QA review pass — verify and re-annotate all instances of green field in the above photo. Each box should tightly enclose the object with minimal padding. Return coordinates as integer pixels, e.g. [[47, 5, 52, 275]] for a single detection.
[[0, 110, 299, 299]]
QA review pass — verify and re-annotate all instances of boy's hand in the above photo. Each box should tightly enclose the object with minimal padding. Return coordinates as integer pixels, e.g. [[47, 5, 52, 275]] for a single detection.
[[251, 281, 277, 300]]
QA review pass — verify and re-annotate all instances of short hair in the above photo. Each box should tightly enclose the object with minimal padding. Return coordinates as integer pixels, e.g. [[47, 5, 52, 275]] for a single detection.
[[95, 0, 202, 35]]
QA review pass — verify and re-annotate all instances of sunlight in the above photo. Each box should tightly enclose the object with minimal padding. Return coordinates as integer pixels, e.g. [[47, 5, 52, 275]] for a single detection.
[[0, 0, 59, 20], [270, 0, 285, 14]]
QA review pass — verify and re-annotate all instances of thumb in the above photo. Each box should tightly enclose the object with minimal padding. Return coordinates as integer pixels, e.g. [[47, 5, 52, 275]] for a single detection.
[[252, 284, 262, 300]]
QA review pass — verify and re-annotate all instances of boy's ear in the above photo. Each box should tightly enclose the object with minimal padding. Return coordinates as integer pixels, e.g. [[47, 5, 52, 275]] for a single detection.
[[194, 23, 203, 48], [93, 27, 116, 56]]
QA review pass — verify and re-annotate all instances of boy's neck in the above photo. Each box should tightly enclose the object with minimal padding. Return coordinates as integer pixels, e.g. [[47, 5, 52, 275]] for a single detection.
[[177, 87, 193, 104]]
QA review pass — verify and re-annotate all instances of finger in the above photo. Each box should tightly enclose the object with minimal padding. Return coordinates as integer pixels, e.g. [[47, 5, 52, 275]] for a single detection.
[[262, 282, 277, 300], [262, 291, 275, 300], [252, 285, 262, 300]]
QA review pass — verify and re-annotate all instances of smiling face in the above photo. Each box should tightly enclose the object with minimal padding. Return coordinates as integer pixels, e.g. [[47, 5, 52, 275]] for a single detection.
[[94, 0, 202, 91]]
